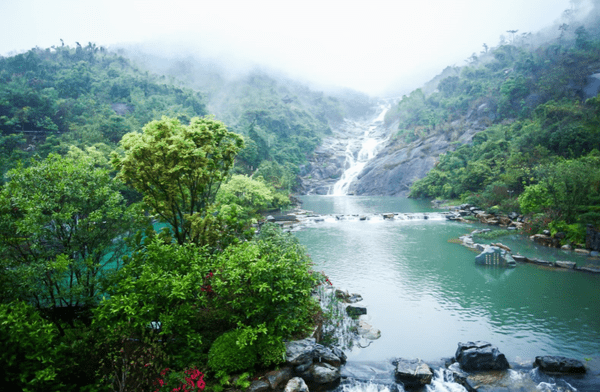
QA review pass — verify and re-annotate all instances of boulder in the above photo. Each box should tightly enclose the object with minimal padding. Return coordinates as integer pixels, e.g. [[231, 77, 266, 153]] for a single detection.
[[305, 362, 341, 385], [285, 338, 343, 369], [335, 289, 363, 303], [394, 358, 433, 388], [586, 224, 600, 251], [284, 377, 309, 392], [346, 305, 367, 318], [498, 216, 512, 226], [555, 260, 576, 269], [475, 246, 516, 267], [455, 341, 510, 371], [534, 356, 586, 375], [357, 318, 381, 340], [265, 367, 293, 389], [531, 234, 557, 247], [286, 338, 318, 368], [248, 379, 270, 392], [491, 242, 511, 252], [285, 338, 344, 389], [383, 213, 395, 220]]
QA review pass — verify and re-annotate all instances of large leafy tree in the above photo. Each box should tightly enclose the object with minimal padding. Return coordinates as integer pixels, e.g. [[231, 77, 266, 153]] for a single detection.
[[112, 116, 244, 245], [0, 154, 145, 325]]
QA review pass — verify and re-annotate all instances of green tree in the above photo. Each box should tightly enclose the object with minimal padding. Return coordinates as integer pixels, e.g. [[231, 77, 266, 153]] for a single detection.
[[0, 154, 145, 327], [112, 116, 244, 245]]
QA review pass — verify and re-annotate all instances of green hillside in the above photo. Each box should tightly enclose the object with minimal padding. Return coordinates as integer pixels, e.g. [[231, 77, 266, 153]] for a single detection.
[[0, 43, 209, 176], [402, 13, 600, 243]]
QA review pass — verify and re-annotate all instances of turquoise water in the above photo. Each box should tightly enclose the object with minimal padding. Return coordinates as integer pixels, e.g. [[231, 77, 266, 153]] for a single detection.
[[294, 196, 600, 363]]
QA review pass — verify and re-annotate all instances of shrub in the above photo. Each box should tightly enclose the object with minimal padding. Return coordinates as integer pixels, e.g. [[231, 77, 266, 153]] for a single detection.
[[207, 330, 259, 376], [0, 301, 62, 391], [209, 224, 321, 368]]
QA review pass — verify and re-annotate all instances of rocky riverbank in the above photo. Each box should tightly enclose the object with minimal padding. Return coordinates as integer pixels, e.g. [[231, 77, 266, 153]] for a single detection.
[[438, 201, 600, 271]]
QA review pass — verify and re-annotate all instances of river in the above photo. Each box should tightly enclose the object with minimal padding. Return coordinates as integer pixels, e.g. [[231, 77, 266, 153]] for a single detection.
[[293, 195, 600, 391]]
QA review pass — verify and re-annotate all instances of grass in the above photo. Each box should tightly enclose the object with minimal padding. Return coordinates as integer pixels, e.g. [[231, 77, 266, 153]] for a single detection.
[[472, 229, 511, 240]]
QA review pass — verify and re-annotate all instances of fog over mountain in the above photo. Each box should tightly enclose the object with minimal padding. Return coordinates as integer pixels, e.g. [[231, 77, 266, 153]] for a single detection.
[[0, 0, 593, 96]]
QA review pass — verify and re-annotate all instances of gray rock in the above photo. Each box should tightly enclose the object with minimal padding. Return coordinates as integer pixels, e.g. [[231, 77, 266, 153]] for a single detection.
[[346, 305, 367, 318], [335, 289, 363, 304], [284, 377, 309, 392], [534, 356, 586, 374], [455, 341, 509, 371], [512, 255, 527, 263], [248, 379, 270, 392], [357, 318, 381, 340], [314, 345, 342, 367], [530, 258, 554, 266], [578, 266, 600, 273], [266, 367, 293, 389], [308, 362, 341, 384], [394, 358, 433, 388], [475, 246, 516, 267], [285, 338, 344, 369], [555, 260, 576, 269], [587, 224, 600, 251], [286, 338, 318, 365]]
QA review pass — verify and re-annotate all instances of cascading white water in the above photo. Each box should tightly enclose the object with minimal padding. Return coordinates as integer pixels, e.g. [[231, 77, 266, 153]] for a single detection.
[[330, 105, 390, 196]]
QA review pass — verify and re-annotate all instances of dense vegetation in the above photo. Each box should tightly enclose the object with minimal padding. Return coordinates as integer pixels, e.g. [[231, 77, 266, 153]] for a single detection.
[[0, 116, 325, 391], [0, 42, 209, 178], [0, 43, 350, 390], [401, 10, 600, 245]]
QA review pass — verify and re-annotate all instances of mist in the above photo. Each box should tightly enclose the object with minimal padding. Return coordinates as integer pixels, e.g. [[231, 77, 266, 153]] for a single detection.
[[0, 0, 594, 96]]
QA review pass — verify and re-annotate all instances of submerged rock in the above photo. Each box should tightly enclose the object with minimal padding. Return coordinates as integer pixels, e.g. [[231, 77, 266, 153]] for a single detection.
[[534, 356, 586, 375], [357, 317, 381, 340], [455, 341, 510, 371], [393, 358, 433, 388]]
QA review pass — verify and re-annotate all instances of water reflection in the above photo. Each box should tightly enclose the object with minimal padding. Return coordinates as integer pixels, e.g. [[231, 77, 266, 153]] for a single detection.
[[294, 197, 600, 363]]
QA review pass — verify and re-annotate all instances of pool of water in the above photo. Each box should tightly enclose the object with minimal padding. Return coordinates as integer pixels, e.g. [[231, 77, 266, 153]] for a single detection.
[[294, 196, 600, 364]]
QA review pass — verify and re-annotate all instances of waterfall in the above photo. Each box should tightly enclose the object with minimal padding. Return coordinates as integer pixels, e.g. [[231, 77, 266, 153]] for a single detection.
[[330, 105, 390, 196]]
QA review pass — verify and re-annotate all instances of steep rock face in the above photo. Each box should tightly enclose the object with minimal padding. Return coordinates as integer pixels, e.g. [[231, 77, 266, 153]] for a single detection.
[[298, 107, 388, 195], [348, 120, 485, 196], [298, 102, 492, 196]]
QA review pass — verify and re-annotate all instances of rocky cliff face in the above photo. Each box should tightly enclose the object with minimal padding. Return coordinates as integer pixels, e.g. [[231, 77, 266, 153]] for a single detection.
[[299, 102, 494, 196], [297, 107, 388, 195], [348, 116, 487, 196]]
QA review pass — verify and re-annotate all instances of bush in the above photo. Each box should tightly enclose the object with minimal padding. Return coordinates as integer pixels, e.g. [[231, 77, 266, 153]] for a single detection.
[[0, 301, 62, 391], [211, 224, 321, 350], [207, 330, 259, 376]]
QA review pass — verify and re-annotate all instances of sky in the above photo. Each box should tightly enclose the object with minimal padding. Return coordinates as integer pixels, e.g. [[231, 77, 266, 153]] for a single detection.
[[0, 0, 587, 96]]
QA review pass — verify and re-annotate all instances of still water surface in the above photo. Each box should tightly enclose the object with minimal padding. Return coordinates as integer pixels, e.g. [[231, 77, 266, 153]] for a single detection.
[[294, 196, 600, 363]]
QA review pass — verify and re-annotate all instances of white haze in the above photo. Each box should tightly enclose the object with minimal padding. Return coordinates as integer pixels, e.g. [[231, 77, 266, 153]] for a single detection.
[[0, 0, 592, 96]]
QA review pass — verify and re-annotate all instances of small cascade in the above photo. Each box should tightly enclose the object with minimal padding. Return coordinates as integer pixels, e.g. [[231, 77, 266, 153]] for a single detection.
[[330, 105, 390, 196]]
